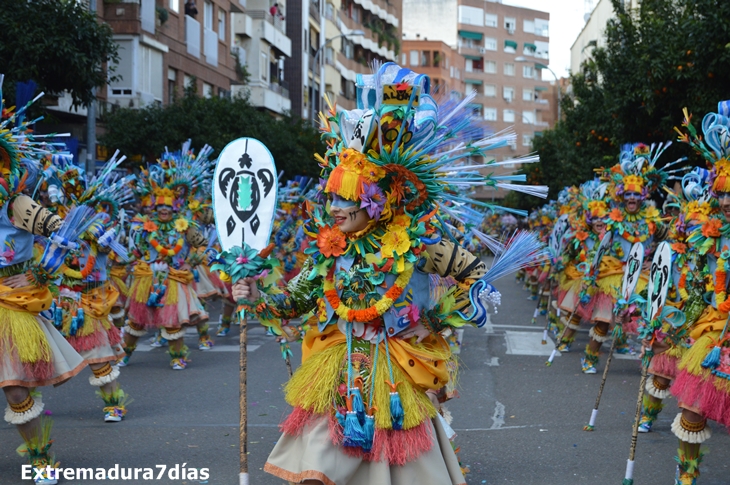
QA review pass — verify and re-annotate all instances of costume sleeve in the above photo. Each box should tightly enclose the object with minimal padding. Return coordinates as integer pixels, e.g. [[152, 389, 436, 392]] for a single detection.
[[240, 258, 321, 323], [421, 238, 487, 282], [9, 194, 63, 236], [185, 227, 208, 248]]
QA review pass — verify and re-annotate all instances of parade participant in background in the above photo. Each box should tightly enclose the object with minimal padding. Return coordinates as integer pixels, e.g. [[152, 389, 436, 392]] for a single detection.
[[577, 144, 676, 374], [41, 152, 136, 423], [0, 78, 106, 484], [665, 105, 730, 484], [637, 168, 712, 434], [121, 142, 214, 370], [228, 62, 547, 485]]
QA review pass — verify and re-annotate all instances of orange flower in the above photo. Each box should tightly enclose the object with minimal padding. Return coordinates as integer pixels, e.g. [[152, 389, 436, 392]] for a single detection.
[[702, 218, 722, 238], [575, 230, 588, 241], [609, 208, 623, 222], [671, 242, 687, 254], [143, 220, 159, 233], [317, 225, 347, 258]]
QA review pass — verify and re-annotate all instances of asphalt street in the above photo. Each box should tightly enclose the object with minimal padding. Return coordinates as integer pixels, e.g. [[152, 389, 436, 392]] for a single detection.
[[1, 274, 729, 485]]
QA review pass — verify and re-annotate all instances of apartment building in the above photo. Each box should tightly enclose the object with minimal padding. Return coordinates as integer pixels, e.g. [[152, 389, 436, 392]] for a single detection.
[[402, 0, 554, 199], [400, 40, 465, 100]]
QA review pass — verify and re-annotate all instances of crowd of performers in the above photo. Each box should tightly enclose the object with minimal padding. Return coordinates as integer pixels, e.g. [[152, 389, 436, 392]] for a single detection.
[[512, 103, 730, 484]]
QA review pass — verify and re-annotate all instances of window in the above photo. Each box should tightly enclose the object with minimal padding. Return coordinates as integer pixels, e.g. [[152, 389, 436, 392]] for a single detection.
[[504, 40, 517, 54], [167, 68, 177, 105], [325, 2, 335, 20], [484, 61, 497, 74], [325, 46, 334, 65], [485, 13, 498, 28], [109, 39, 133, 96], [535, 18, 549, 37], [170, 0, 179, 13], [484, 107, 498, 121], [523, 133, 534, 146], [260, 51, 269, 82], [140, 45, 163, 101], [401, 53, 407, 65], [470, 104, 483, 117], [523, 110, 536, 124], [523, 19, 535, 34], [484, 37, 497, 51], [458, 5, 484, 26], [504, 17, 516, 32], [218, 9, 225, 41], [523, 88, 534, 101], [535, 40, 549, 59], [503, 109, 515, 123], [420, 51, 431, 67], [184, 74, 194, 89], [203, 82, 213, 98], [410, 50, 419, 67], [204, 1, 213, 30], [523, 65, 535, 79], [503, 86, 514, 102], [504, 63, 514, 76], [484, 84, 496, 97]]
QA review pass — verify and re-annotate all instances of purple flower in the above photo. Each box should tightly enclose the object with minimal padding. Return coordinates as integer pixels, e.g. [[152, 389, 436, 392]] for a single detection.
[[360, 183, 385, 220]]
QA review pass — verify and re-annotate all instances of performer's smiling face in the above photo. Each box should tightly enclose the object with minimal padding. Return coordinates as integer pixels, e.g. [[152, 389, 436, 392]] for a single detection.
[[591, 219, 605, 235], [623, 191, 642, 214], [329, 194, 370, 233], [157, 205, 173, 222]]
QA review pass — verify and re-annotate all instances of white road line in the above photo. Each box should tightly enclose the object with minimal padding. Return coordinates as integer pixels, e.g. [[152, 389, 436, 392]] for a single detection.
[[490, 401, 505, 429], [135, 343, 262, 352], [485, 357, 500, 366]]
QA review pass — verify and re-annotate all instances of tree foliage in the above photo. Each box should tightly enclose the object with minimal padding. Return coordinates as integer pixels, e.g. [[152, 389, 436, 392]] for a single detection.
[[522, 0, 730, 209], [0, 0, 119, 107], [100, 88, 325, 179]]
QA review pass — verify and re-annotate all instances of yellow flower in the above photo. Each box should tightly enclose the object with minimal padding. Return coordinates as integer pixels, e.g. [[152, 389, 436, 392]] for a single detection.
[[174, 218, 189, 233], [644, 206, 660, 220], [380, 226, 411, 257], [188, 200, 201, 211]]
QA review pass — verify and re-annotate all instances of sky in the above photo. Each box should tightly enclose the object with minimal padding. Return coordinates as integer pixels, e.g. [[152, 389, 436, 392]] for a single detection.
[[503, 0, 587, 79]]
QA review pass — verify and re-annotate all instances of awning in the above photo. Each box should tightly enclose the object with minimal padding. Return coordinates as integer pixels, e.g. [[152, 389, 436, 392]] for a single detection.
[[504, 40, 518, 49], [534, 86, 548, 92], [463, 54, 483, 61], [524, 42, 537, 51], [459, 30, 483, 41], [535, 62, 549, 70], [465, 79, 483, 85], [467, 103, 483, 111]]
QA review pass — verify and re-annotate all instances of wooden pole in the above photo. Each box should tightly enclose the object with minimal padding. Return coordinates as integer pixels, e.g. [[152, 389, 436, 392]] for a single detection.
[[541, 277, 554, 344], [239, 313, 248, 485]]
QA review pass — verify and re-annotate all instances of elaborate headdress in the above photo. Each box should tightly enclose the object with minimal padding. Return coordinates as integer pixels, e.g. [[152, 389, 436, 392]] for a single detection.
[[675, 101, 730, 196], [317, 62, 547, 226], [579, 179, 609, 223], [137, 140, 214, 209]]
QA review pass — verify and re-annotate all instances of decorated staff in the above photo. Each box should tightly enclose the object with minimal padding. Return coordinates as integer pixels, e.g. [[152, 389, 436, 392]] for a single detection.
[[623, 241, 675, 485], [540, 214, 570, 343], [547, 231, 613, 366], [211, 137, 279, 485], [583, 242, 644, 431]]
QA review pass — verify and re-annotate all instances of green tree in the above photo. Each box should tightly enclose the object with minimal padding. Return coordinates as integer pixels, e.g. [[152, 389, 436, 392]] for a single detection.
[[0, 0, 119, 107], [527, 0, 730, 209], [100, 90, 324, 178]]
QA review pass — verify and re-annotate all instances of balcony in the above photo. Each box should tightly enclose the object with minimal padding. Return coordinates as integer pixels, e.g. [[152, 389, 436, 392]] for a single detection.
[[204, 27, 218, 66], [310, 0, 321, 22], [248, 11, 291, 57], [232, 12, 253, 37], [234, 81, 291, 115], [141, 0, 155, 34], [352, 0, 398, 28], [339, 12, 396, 62]]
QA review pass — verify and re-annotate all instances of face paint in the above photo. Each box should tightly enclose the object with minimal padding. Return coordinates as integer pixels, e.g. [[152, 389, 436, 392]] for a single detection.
[[348, 209, 361, 221], [330, 194, 358, 209]]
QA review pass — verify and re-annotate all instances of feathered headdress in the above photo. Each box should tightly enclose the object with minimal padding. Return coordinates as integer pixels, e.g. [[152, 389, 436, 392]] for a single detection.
[[316, 62, 547, 224], [579, 178, 609, 223], [602, 142, 685, 201]]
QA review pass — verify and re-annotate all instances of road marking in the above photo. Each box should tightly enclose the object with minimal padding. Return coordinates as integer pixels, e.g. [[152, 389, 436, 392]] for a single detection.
[[485, 357, 500, 366], [490, 401, 505, 429], [504, 331, 560, 356], [135, 343, 262, 352]]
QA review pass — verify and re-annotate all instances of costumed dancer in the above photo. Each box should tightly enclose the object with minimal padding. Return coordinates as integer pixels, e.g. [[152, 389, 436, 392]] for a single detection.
[[228, 63, 548, 484], [0, 78, 104, 484], [664, 104, 730, 484], [122, 142, 214, 369], [577, 145, 675, 374], [42, 153, 135, 422]]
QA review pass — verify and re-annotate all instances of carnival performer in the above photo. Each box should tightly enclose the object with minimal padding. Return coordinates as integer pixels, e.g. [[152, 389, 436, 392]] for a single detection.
[[228, 63, 547, 485], [0, 78, 106, 484], [121, 142, 214, 370], [40, 153, 136, 422], [661, 104, 730, 484], [577, 144, 674, 374], [637, 169, 712, 434]]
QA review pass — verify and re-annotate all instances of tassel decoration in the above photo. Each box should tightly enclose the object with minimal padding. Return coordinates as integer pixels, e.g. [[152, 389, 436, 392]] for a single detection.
[[362, 406, 377, 453], [343, 395, 366, 448], [386, 380, 404, 430], [701, 345, 721, 370]]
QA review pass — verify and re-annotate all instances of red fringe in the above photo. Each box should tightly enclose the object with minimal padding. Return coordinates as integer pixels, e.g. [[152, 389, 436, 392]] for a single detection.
[[158, 304, 180, 327], [649, 353, 678, 379], [21, 360, 54, 381], [671, 370, 730, 429], [107, 326, 122, 347], [127, 301, 155, 327], [66, 330, 108, 352], [280, 407, 317, 436]]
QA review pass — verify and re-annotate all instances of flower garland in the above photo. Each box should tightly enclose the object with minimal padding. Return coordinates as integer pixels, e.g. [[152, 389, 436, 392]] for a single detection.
[[716, 253, 730, 313], [323, 264, 414, 323], [63, 245, 98, 280], [150, 236, 184, 257]]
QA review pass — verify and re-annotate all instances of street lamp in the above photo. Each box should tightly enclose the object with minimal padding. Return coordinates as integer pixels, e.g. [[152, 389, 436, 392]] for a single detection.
[[310, 30, 365, 124], [515, 56, 561, 121]]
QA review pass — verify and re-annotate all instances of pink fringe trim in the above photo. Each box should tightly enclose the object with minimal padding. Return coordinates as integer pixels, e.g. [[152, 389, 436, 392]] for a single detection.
[[127, 301, 155, 327], [107, 326, 122, 347], [649, 353, 678, 379], [578, 292, 612, 321], [671, 370, 730, 428], [67, 329, 108, 352], [21, 361, 54, 381], [280, 407, 318, 436]]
